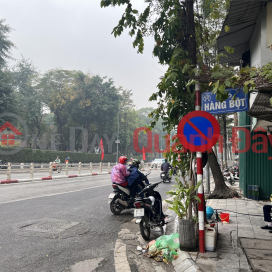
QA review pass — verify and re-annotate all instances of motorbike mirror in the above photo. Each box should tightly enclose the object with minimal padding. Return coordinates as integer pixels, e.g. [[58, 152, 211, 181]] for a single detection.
[[146, 170, 151, 176]]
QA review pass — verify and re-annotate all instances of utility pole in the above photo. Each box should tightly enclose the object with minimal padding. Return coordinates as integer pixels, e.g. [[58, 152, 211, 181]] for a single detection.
[[116, 112, 119, 163], [195, 78, 205, 253], [125, 111, 127, 156]]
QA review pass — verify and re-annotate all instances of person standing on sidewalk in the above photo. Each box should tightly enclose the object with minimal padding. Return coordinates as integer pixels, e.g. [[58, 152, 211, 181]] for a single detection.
[[260, 205, 272, 233]]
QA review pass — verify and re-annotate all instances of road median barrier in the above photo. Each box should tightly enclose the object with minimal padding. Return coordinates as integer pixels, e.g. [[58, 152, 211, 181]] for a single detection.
[[42, 177, 52, 180], [68, 175, 78, 178], [0, 179, 18, 184]]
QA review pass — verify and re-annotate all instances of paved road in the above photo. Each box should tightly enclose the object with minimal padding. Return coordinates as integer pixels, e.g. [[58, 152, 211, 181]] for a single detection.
[[0, 171, 175, 272]]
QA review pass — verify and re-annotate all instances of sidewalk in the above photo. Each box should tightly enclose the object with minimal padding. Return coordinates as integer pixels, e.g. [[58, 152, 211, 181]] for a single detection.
[[166, 178, 272, 272], [193, 177, 272, 272], [113, 177, 272, 272], [198, 197, 272, 272]]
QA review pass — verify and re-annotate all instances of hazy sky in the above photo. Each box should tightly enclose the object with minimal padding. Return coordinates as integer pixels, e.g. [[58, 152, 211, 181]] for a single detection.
[[0, 0, 167, 109]]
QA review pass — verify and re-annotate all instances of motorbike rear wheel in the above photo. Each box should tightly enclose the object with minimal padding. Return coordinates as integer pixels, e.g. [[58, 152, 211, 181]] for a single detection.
[[110, 195, 123, 215], [140, 213, 151, 241]]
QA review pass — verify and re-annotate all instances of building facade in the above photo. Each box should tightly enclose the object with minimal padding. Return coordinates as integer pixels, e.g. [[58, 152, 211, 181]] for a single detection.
[[217, 0, 272, 199]]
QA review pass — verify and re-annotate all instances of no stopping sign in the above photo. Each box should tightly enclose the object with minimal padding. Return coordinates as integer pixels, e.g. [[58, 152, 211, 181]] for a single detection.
[[177, 111, 220, 152]]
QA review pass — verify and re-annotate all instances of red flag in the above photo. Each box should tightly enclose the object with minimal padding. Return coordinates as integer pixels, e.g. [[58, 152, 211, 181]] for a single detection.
[[100, 138, 104, 161], [142, 147, 146, 161]]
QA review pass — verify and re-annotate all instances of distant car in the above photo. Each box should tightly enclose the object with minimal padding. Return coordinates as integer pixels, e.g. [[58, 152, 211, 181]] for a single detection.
[[0, 160, 8, 169], [151, 158, 165, 168]]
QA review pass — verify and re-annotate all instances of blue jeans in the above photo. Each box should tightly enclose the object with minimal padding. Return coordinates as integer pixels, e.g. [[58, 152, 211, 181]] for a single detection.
[[263, 205, 272, 222]]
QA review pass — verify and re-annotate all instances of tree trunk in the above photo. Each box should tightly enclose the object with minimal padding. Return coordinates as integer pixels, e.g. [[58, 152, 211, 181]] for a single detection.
[[185, 0, 197, 66], [223, 115, 228, 169], [207, 150, 239, 199], [213, 144, 218, 158]]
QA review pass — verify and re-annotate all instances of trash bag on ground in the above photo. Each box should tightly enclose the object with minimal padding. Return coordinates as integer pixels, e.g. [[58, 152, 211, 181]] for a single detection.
[[156, 233, 179, 251], [145, 233, 180, 263], [147, 240, 157, 253], [162, 248, 178, 262]]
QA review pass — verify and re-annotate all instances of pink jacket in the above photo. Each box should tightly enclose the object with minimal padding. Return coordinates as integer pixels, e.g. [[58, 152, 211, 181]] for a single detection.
[[111, 163, 130, 185]]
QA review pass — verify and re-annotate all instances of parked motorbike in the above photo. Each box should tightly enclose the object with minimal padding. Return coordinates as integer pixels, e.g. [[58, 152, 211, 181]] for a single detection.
[[160, 171, 171, 183], [134, 181, 165, 240], [222, 168, 235, 185], [109, 171, 151, 215]]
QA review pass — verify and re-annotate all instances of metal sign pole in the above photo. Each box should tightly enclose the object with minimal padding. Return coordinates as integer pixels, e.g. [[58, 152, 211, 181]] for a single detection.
[[195, 82, 205, 253]]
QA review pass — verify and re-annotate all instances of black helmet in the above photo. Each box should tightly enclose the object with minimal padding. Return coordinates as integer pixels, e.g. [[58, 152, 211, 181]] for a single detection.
[[131, 159, 141, 168]]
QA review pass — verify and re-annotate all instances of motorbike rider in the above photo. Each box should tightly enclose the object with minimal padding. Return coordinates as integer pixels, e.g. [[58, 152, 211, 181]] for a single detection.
[[54, 156, 60, 163], [161, 159, 172, 174], [127, 159, 149, 197], [111, 156, 130, 187]]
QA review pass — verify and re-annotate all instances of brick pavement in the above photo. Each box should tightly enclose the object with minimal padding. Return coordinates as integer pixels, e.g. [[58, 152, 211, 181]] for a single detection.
[[195, 179, 272, 272]]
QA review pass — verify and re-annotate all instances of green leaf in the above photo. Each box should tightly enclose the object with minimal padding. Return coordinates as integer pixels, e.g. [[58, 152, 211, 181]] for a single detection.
[[225, 81, 231, 87], [224, 46, 235, 54], [225, 25, 230, 33], [132, 9, 138, 14], [243, 85, 248, 94]]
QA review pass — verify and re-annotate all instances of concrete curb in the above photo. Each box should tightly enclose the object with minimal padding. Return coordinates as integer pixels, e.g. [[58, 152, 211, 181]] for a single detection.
[[114, 238, 131, 272], [0, 172, 112, 184], [172, 249, 202, 272]]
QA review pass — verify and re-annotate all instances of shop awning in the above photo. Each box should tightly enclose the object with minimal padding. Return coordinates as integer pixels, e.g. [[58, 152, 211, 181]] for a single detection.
[[217, 0, 263, 66], [247, 90, 272, 122]]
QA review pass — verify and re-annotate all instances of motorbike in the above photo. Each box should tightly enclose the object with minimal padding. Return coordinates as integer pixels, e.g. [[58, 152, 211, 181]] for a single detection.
[[109, 171, 151, 215], [0, 160, 8, 169], [52, 162, 62, 173], [222, 168, 235, 185], [160, 171, 171, 183], [134, 181, 165, 240]]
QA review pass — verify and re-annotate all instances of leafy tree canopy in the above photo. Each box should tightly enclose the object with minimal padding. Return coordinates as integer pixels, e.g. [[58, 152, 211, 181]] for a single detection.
[[0, 19, 14, 68]]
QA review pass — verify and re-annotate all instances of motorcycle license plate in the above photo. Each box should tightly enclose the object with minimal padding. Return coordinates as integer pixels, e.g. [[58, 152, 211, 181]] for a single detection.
[[161, 174, 165, 176], [134, 208, 144, 217], [108, 193, 115, 199]]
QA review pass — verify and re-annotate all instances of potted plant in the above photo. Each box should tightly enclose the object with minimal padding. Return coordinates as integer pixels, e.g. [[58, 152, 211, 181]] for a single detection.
[[166, 179, 201, 251]]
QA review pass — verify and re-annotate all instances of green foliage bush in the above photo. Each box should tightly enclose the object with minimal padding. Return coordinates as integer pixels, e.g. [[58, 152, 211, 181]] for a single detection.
[[0, 148, 116, 163]]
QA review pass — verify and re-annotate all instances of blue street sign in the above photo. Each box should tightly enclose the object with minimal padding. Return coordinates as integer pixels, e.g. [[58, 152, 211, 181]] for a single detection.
[[201, 88, 249, 114]]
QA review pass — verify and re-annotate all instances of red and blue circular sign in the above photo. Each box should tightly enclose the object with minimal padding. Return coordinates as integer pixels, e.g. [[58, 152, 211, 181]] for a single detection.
[[177, 111, 220, 152]]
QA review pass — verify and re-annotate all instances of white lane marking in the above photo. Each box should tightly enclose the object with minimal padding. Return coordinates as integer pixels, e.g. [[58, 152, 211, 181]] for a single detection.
[[0, 183, 111, 205]]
